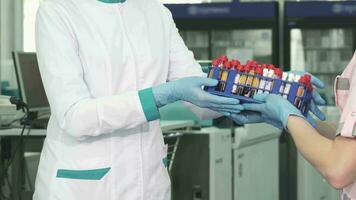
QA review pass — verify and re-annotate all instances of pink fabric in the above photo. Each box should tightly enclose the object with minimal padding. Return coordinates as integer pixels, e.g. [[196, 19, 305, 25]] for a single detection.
[[335, 51, 356, 137], [335, 51, 356, 199]]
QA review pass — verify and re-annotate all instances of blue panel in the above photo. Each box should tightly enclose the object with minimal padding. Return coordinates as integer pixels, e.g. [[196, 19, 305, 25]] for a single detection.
[[165, 2, 277, 19], [286, 1, 356, 17]]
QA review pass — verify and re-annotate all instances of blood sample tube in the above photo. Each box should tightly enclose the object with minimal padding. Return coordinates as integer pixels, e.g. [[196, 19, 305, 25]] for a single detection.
[[217, 55, 228, 79], [232, 63, 243, 94], [257, 67, 269, 93], [236, 65, 248, 95], [294, 75, 307, 108], [216, 61, 231, 92], [279, 72, 289, 95], [283, 73, 295, 99], [274, 68, 282, 79], [208, 59, 220, 78], [263, 68, 275, 94], [249, 66, 263, 97], [243, 64, 256, 96], [302, 75, 313, 113]]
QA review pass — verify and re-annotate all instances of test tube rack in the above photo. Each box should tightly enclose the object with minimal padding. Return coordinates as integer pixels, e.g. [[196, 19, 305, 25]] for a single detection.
[[205, 67, 313, 116]]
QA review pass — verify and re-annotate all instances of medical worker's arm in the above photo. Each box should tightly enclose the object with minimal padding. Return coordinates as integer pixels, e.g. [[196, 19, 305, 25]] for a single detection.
[[159, 6, 242, 119], [36, 3, 160, 139], [288, 80, 356, 189], [243, 91, 356, 189], [288, 117, 356, 189]]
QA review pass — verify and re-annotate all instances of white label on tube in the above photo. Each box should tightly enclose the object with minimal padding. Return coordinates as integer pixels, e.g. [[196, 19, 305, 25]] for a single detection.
[[263, 70, 275, 93], [234, 74, 241, 84], [279, 72, 289, 94], [283, 73, 295, 98]]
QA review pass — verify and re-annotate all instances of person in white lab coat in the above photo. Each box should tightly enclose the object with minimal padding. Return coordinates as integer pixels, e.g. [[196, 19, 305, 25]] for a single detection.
[[33, 0, 243, 199]]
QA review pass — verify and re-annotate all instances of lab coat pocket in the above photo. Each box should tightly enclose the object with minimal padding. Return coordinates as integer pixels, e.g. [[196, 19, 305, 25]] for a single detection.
[[51, 158, 113, 199], [56, 167, 111, 180]]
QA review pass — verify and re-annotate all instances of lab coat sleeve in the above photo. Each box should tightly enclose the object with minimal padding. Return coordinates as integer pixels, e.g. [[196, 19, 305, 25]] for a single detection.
[[35, 3, 157, 140], [163, 6, 222, 120]]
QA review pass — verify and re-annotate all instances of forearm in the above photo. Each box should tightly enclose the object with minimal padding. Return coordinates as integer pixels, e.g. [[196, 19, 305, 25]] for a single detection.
[[287, 116, 356, 188], [287, 116, 334, 177]]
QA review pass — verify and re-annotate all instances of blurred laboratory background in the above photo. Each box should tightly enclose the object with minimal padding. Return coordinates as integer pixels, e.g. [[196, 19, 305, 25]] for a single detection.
[[0, 0, 355, 199]]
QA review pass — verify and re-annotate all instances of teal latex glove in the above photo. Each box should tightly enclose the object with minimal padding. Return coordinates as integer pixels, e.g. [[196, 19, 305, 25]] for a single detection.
[[290, 70, 326, 121], [152, 77, 244, 114], [243, 93, 305, 129], [230, 111, 283, 129]]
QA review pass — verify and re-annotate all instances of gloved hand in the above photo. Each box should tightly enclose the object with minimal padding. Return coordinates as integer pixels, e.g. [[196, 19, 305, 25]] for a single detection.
[[242, 93, 306, 129], [230, 110, 284, 129], [290, 70, 326, 122], [152, 77, 244, 114]]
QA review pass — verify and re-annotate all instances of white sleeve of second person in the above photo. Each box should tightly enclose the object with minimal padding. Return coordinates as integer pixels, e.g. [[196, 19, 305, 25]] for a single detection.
[[164, 6, 222, 120], [35, 3, 154, 140]]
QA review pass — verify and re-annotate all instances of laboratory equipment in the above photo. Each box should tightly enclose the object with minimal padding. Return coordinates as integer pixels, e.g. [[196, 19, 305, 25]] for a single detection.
[[165, 0, 278, 64], [285, 1, 356, 106], [169, 127, 232, 200], [0, 96, 17, 116], [12, 52, 50, 128], [233, 123, 281, 200], [12, 52, 49, 112]]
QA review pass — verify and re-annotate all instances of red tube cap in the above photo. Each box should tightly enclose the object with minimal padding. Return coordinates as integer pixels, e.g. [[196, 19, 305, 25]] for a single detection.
[[231, 59, 240, 67], [255, 67, 263, 76], [274, 68, 283, 78], [218, 55, 228, 63], [236, 64, 244, 72], [268, 64, 275, 70], [223, 61, 232, 69], [212, 59, 220, 67]]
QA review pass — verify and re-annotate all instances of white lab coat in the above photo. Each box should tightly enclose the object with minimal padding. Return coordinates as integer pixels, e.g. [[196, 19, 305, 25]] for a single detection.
[[33, 0, 216, 199]]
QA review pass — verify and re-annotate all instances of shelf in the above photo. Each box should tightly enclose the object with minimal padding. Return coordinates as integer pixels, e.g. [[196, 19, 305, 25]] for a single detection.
[[303, 47, 353, 51], [308, 72, 341, 75]]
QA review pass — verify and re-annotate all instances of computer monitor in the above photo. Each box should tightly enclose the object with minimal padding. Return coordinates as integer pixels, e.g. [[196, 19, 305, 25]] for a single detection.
[[12, 52, 49, 112]]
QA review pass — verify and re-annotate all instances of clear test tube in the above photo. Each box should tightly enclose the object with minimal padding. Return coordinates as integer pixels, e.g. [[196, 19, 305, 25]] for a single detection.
[[257, 67, 269, 93], [283, 73, 295, 99]]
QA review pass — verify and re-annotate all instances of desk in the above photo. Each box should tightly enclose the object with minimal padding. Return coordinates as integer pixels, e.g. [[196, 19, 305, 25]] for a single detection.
[[0, 120, 195, 200]]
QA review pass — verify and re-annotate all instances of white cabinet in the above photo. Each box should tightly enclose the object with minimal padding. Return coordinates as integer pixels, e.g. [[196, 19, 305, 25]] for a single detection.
[[170, 127, 232, 200], [297, 106, 341, 200], [233, 123, 281, 200], [297, 153, 340, 200]]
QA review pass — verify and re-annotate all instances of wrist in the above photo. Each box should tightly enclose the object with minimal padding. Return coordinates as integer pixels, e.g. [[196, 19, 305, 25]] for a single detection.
[[152, 82, 179, 108], [282, 110, 304, 130], [138, 88, 160, 121], [287, 114, 306, 130]]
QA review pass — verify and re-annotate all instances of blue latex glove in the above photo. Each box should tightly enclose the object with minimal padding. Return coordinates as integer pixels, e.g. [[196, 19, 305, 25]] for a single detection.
[[230, 111, 284, 129], [152, 77, 244, 114], [290, 71, 326, 121], [242, 93, 306, 129]]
